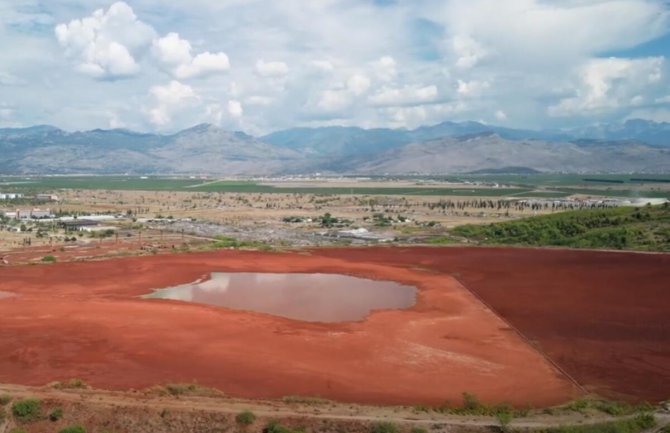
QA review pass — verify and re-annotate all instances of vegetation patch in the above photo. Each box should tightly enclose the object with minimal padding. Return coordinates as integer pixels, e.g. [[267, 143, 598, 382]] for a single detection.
[[235, 410, 256, 426], [264, 420, 305, 433], [369, 421, 399, 433], [537, 413, 656, 433], [11, 398, 41, 422], [58, 426, 87, 433], [451, 204, 670, 251], [41, 255, 57, 262]]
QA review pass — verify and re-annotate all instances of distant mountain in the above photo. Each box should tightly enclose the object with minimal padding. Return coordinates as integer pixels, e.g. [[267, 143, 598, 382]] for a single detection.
[[567, 119, 670, 147], [351, 134, 670, 175], [1, 119, 669, 175], [0, 124, 303, 175]]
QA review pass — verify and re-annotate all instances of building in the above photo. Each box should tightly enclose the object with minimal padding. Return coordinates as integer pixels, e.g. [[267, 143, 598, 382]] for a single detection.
[[13, 208, 54, 220], [60, 219, 99, 231], [35, 193, 59, 202], [0, 193, 23, 200]]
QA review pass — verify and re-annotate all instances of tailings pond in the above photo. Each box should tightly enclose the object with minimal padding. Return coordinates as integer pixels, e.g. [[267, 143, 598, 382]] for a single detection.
[[143, 272, 417, 322]]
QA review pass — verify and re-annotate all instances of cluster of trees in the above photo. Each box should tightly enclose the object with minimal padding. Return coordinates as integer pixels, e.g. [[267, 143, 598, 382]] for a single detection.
[[452, 205, 670, 251]]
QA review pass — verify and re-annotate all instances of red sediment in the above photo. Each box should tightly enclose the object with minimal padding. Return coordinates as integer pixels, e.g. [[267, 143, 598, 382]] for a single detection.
[[3, 246, 654, 406], [312, 247, 670, 403]]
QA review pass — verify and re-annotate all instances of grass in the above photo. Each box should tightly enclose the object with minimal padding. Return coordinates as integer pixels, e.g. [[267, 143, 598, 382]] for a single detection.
[[264, 420, 306, 433], [369, 421, 399, 433], [162, 383, 222, 397], [52, 378, 88, 389], [451, 204, 670, 251], [0, 394, 11, 406], [58, 426, 87, 433], [11, 399, 41, 421], [537, 413, 656, 433], [210, 236, 272, 251]]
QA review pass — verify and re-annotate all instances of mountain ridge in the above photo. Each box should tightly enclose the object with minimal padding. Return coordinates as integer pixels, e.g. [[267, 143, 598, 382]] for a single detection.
[[1, 119, 669, 175]]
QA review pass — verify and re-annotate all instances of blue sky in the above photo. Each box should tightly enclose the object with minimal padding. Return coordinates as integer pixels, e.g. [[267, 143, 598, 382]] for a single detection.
[[0, 0, 669, 134]]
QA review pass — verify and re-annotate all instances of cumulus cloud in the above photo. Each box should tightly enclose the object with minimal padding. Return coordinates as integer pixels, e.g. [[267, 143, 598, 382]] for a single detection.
[[369, 85, 439, 107], [255, 60, 289, 77], [152, 32, 230, 79], [54, 1, 155, 79], [548, 57, 664, 116], [148, 80, 199, 126], [372, 56, 397, 82], [228, 100, 243, 118], [346, 74, 371, 96]]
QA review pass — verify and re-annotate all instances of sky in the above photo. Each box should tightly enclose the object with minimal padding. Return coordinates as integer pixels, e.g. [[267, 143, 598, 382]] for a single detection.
[[0, 0, 669, 135]]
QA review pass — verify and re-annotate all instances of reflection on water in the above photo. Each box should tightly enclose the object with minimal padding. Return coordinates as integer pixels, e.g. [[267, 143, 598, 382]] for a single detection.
[[144, 272, 417, 322], [0, 291, 16, 300]]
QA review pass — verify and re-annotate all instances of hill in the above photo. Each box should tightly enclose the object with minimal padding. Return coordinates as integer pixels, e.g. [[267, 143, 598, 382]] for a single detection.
[[450, 204, 670, 251]]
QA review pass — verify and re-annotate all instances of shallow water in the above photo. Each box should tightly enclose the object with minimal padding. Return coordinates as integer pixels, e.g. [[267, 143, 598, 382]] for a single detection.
[[0, 291, 16, 300], [144, 272, 417, 322]]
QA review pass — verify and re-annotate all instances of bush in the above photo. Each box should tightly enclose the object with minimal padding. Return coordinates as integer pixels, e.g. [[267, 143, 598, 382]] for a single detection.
[[264, 420, 304, 433], [49, 407, 64, 421], [12, 399, 41, 421], [41, 255, 57, 263], [59, 426, 86, 433], [0, 394, 11, 406], [236, 410, 256, 426], [410, 428, 428, 433], [370, 421, 398, 433]]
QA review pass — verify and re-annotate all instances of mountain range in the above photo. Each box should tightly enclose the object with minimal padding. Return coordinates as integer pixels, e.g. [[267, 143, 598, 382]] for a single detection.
[[1, 119, 669, 175]]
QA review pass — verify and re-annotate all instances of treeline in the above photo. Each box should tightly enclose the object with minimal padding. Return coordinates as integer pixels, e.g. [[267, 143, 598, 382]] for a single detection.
[[424, 199, 618, 212], [451, 204, 670, 251]]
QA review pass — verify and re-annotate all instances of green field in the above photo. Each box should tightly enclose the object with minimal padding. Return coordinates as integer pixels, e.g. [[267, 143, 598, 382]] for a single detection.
[[0, 175, 668, 199], [0, 176, 541, 197], [450, 204, 670, 251]]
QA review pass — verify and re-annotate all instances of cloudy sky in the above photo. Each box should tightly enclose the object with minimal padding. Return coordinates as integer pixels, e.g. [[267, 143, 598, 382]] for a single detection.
[[1, 0, 669, 134]]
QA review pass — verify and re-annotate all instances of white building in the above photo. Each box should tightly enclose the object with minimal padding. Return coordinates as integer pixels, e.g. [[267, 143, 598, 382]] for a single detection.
[[0, 193, 23, 200]]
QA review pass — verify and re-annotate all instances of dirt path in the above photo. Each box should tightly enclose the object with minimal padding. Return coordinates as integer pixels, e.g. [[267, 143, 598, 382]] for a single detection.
[[1, 383, 664, 433]]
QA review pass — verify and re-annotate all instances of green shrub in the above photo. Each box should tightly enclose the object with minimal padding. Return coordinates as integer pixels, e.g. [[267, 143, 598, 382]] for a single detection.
[[370, 421, 398, 433], [540, 413, 656, 433], [41, 255, 57, 262], [235, 410, 256, 425], [12, 399, 41, 421], [264, 420, 305, 433], [49, 407, 64, 421], [59, 426, 87, 433]]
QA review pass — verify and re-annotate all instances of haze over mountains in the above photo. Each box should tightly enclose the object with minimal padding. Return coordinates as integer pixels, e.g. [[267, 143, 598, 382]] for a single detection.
[[1, 119, 669, 175]]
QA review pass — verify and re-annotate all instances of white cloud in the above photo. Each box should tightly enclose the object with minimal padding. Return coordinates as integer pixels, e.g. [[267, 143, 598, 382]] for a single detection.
[[315, 90, 352, 113], [373, 56, 397, 82], [255, 59, 289, 77], [452, 35, 488, 69], [346, 74, 371, 96], [228, 100, 243, 118], [457, 79, 490, 97], [494, 110, 507, 121], [246, 96, 273, 106], [153, 32, 230, 79], [54, 1, 155, 79], [549, 57, 664, 116], [148, 80, 199, 126], [369, 85, 439, 107]]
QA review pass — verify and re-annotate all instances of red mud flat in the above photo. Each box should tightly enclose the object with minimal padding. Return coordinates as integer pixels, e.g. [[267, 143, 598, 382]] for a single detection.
[[312, 247, 670, 403], [0, 249, 578, 407]]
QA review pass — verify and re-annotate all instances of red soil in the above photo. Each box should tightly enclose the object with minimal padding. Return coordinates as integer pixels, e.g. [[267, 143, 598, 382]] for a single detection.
[[0, 249, 579, 406], [312, 247, 670, 403]]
